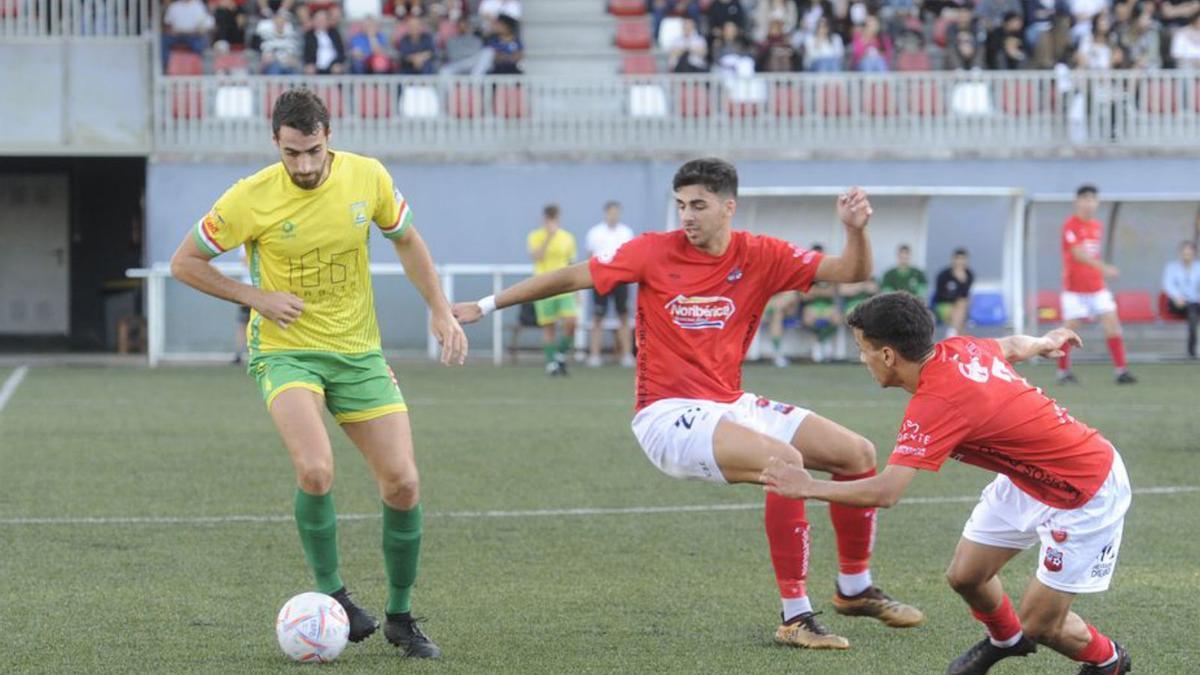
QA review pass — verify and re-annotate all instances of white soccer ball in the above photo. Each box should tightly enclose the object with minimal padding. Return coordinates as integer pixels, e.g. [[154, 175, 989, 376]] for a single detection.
[[275, 592, 350, 663]]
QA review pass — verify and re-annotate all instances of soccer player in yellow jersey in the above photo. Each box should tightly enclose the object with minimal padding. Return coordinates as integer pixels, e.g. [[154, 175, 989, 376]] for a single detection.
[[526, 203, 578, 375], [169, 89, 465, 659]]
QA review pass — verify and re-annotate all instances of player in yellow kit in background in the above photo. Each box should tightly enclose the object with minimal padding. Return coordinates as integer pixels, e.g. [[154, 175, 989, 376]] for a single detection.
[[169, 88, 466, 659]]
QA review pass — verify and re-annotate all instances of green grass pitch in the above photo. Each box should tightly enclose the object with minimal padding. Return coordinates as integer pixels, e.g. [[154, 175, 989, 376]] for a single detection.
[[2, 361, 1197, 673]]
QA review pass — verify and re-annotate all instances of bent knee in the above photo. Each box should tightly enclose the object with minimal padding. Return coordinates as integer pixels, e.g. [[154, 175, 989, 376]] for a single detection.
[[296, 463, 334, 495], [945, 567, 990, 595], [380, 473, 420, 508], [832, 435, 876, 476]]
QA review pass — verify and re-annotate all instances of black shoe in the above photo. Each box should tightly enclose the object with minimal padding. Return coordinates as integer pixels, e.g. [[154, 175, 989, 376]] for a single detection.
[[555, 356, 569, 376], [1115, 371, 1137, 385], [947, 635, 1037, 675], [329, 587, 379, 643], [1057, 371, 1081, 384], [385, 612, 442, 659], [1077, 640, 1132, 674]]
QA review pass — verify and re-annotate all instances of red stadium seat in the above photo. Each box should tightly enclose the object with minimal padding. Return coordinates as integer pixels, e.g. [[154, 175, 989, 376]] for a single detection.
[[172, 83, 205, 119], [932, 18, 952, 47], [449, 84, 482, 119], [609, 0, 645, 16], [356, 84, 392, 119], [818, 82, 850, 117], [677, 83, 711, 118], [1036, 290, 1061, 323], [492, 84, 527, 119], [770, 83, 804, 117], [213, 52, 248, 74], [1115, 291, 1155, 323], [166, 52, 204, 76], [895, 51, 932, 72], [1159, 292, 1187, 322], [622, 53, 658, 74], [615, 20, 652, 50]]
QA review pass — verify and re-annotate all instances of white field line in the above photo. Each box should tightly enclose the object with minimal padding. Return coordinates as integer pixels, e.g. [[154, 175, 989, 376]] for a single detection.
[[405, 399, 1177, 413], [0, 365, 28, 413], [1, 485, 1195, 527]]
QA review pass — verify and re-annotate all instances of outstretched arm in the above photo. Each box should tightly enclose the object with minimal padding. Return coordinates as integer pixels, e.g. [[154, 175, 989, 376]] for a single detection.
[[392, 225, 468, 365], [815, 188, 874, 283], [761, 460, 918, 508], [997, 327, 1082, 364], [453, 262, 594, 324]]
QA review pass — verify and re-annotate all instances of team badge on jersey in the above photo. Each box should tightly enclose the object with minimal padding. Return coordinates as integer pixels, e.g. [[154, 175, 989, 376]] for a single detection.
[[349, 201, 369, 227], [1043, 547, 1064, 572], [726, 267, 743, 283], [665, 295, 736, 330]]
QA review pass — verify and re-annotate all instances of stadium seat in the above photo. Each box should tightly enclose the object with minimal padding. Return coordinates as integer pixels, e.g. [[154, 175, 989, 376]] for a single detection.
[[449, 83, 482, 119], [615, 20, 652, 50], [895, 51, 932, 72], [171, 83, 205, 119], [401, 85, 440, 118], [1036, 289, 1061, 323], [677, 83, 711, 118], [1159, 292, 1186, 322], [214, 85, 253, 119], [628, 84, 668, 117], [166, 52, 204, 76], [770, 83, 804, 117], [356, 84, 392, 119], [344, 0, 380, 21], [818, 82, 851, 117], [950, 81, 992, 115], [1115, 290, 1156, 323], [657, 17, 684, 50], [492, 84, 527, 119], [213, 52, 248, 75], [969, 291, 1007, 326], [609, 0, 645, 16], [622, 53, 658, 75]]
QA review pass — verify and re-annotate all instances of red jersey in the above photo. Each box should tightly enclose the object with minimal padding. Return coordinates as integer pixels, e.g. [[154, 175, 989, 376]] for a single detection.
[[1062, 215, 1106, 293], [888, 337, 1114, 509], [589, 230, 823, 410]]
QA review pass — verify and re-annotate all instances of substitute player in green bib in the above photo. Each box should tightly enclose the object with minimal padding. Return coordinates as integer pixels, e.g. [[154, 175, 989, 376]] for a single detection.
[[170, 89, 466, 659]]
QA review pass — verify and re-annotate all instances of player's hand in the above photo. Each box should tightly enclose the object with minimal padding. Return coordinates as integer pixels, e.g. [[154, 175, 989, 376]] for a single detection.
[[760, 456, 813, 500], [431, 308, 468, 365], [1039, 327, 1083, 358], [252, 290, 304, 329], [452, 301, 484, 325], [1102, 263, 1120, 278], [837, 187, 873, 231]]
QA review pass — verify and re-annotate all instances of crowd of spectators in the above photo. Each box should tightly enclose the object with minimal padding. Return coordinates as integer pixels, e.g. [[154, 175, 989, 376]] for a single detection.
[[161, 0, 525, 75], [654, 0, 1200, 75]]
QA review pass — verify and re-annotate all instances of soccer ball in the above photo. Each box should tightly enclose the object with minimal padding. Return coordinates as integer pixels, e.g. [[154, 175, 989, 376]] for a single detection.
[[275, 592, 350, 663]]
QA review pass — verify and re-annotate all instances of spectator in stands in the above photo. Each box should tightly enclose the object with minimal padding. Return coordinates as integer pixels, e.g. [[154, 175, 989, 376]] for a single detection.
[[1031, 7, 1074, 67], [986, 11, 1028, 68], [804, 15, 845, 70], [1115, 2, 1161, 69], [349, 16, 393, 74], [258, 11, 302, 74], [212, 0, 245, 50], [880, 244, 928, 298], [1070, 0, 1108, 41], [976, 0, 1024, 30], [161, 0, 212, 71], [1161, 0, 1200, 49], [947, 20, 985, 68], [852, 15, 893, 71], [1023, 0, 1063, 53], [478, 0, 521, 21], [1076, 12, 1116, 70], [585, 201, 635, 368], [396, 15, 437, 74], [758, 18, 800, 70], [440, 15, 491, 75], [651, 0, 702, 42], [753, 0, 798, 41], [303, 9, 346, 74], [1171, 11, 1200, 69], [933, 247, 974, 338], [255, 0, 295, 19], [795, 0, 829, 40], [1162, 240, 1200, 358], [486, 14, 523, 74], [389, 0, 427, 19], [668, 16, 710, 71], [713, 20, 756, 73], [707, 0, 747, 42], [801, 244, 842, 362]]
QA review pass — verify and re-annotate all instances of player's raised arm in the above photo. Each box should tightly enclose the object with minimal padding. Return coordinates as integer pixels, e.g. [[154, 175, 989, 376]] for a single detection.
[[815, 187, 874, 283], [997, 328, 1083, 364], [761, 459, 918, 508], [453, 262, 594, 325], [390, 225, 468, 365]]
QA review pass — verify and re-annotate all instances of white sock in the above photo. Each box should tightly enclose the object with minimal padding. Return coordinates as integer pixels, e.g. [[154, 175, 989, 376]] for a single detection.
[[781, 596, 813, 622], [836, 570, 873, 597], [989, 631, 1024, 648], [1096, 641, 1118, 667]]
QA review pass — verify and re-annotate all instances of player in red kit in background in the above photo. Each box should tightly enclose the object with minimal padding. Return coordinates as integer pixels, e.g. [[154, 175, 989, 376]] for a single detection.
[[453, 158, 923, 650], [1058, 184, 1136, 385], [762, 291, 1132, 675]]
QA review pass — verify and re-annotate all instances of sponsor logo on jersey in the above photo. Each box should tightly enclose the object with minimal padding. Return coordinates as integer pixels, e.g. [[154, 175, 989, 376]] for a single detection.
[[665, 295, 736, 330], [1043, 546, 1064, 572], [201, 211, 222, 238], [957, 356, 989, 383], [897, 419, 931, 448], [349, 201, 369, 227], [726, 267, 743, 283], [281, 220, 298, 239], [1051, 529, 1069, 543], [773, 402, 796, 415]]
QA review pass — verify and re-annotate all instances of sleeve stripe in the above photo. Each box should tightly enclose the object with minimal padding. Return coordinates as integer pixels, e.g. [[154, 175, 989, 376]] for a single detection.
[[380, 199, 409, 234], [193, 218, 227, 256]]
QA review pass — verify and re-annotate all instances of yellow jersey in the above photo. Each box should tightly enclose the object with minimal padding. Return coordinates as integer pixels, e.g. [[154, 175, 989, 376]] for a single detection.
[[192, 151, 410, 355], [526, 227, 577, 275]]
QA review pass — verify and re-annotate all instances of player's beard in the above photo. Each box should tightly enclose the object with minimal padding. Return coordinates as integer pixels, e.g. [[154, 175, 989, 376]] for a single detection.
[[288, 169, 322, 190]]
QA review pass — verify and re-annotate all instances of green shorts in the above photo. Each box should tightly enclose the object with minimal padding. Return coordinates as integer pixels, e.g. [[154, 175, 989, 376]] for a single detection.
[[250, 351, 407, 424], [934, 302, 954, 324], [533, 293, 577, 326]]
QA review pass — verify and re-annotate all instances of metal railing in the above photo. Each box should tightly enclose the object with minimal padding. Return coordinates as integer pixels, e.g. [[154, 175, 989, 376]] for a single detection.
[[153, 71, 1200, 159], [0, 0, 152, 37]]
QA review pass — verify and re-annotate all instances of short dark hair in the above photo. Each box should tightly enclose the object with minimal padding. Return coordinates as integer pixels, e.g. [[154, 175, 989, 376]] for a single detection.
[[846, 292, 936, 362], [673, 158, 738, 198], [604, 200, 621, 211], [1076, 184, 1099, 198], [810, 242, 825, 252], [543, 203, 560, 219], [272, 88, 330, 137], [897, 244, 911, 254], [953, 247, 968, 257]]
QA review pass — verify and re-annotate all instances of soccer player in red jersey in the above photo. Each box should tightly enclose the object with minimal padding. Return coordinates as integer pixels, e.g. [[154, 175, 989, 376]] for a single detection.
[[761, 291, 1132, 675], [453, 158, 923, 649], [1058, 184, 1136, 385]]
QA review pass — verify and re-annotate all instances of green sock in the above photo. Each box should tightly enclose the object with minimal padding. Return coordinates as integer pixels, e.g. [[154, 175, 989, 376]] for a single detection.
[[771, 336, 782, 351], [543, 343, 557, 363], [382, 502, 423, 615], [556, 335, 571, 356], [294, 488, 344, 594]]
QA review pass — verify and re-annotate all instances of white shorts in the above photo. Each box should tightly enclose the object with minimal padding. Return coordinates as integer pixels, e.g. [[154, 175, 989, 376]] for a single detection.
[[630, 393, 812, 484], [962, 450, 1131, 594], [1061, 289, 1117, 321]]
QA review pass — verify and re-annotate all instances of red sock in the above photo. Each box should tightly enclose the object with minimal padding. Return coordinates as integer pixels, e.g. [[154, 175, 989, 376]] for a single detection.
[[1058, 342, 1073, 372], [969, 595, 1022, 643], [1106, 335, 1127, 371], [1072, 624, 1116, 664], [764, 491, 809, 598], [830, 469, 876, 574]]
